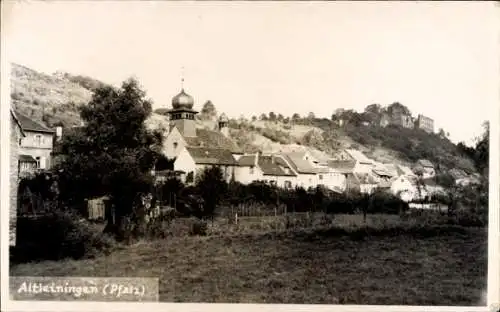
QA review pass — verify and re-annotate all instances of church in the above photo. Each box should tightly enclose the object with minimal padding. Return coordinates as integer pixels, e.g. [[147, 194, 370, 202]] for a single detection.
[[160, 87, 243, 183]]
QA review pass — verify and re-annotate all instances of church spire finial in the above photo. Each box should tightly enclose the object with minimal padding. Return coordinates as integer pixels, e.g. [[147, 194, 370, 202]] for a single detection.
[[181, 66, 185, 91]]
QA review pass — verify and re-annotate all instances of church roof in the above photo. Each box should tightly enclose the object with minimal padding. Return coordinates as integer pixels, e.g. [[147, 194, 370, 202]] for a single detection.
[[171, 89, 194, 110], [186, 147, 236, 166], [184, 128, 242, 154]]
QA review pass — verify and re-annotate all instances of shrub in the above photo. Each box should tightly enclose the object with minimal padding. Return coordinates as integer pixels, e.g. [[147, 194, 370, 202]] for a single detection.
[[189, 218, 208, 236], [13, 210, 115, 263]]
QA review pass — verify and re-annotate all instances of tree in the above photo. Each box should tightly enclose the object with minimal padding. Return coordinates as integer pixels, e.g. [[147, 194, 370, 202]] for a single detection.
[[200, 100, 217, 121], [260, 113, 268, 121], [195, 166, 227, 220], [56, 78, 163, 239], [307, 112, 316, 121], [438, 128, 446, 138], [251, 115, 257, 122], [277, 113, 284, 122], [474, 121, 489, 177], [387, 102, 411, 116], [292, 113, 301, 121], [269, 112, 277, 122]]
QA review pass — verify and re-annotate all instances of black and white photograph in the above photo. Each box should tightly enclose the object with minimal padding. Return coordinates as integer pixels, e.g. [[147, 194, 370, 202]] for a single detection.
[[1, 1, 499, 310]]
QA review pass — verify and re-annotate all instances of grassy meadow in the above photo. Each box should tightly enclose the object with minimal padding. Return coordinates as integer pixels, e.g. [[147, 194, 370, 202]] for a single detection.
[[10, 213, 488, 305]]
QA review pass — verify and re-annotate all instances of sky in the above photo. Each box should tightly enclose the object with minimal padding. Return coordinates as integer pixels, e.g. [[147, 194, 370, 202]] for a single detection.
[[3, 1, 499, 146]]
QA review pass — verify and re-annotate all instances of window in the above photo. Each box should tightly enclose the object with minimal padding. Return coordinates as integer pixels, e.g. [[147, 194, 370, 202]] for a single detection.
[[249, 166, 254, 174], [173, 142, 178, 149], [34, 135, 42, 146], [319, 175, 323, 180], [284, 181, 292, 189], [35, 156, 41, 168]]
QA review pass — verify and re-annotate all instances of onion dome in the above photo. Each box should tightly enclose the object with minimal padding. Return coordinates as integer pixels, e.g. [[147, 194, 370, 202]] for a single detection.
[[172, 89, 194, 110]]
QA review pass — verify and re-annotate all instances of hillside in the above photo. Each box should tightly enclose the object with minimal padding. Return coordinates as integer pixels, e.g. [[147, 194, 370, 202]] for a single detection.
[[10, 63, 477, 174]]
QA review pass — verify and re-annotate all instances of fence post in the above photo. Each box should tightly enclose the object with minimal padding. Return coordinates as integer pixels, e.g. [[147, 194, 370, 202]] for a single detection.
[[235, 213, 238, 225], [274, 207, 277, 217]]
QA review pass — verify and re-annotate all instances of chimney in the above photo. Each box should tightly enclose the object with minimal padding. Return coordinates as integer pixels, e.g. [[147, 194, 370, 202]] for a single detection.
[[255, 151, 261, 167], [55, 127, 63, 142]]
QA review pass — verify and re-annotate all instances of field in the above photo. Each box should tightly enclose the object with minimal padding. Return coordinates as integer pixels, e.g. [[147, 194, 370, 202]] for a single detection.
[[10, 214, 487, 305]]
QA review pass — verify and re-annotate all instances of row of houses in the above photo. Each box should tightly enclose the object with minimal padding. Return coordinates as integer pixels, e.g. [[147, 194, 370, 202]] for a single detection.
[[159, 88, 477, 202]]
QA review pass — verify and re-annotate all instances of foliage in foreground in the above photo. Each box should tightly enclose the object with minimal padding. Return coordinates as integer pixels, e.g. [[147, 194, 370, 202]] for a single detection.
[[13, 210, 116, 263]]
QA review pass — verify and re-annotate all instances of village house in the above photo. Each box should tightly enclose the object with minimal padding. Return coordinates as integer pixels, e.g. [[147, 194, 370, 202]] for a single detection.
[[334, 149, 374, 174], [448, 168, 481, 186], [280, 151, 319, 189], [414, 159, 436, 179], [234, 153, 296, 188], [9, 110, 25, 246], [326, 160, 355, 193], [390, 174, 428, 202], [174, 146, 238, 184], [16, 112, 55, 171]]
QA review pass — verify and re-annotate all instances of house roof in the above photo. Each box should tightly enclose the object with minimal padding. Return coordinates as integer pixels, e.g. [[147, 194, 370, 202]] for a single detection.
[[282, 152, 317, 174], [237, 154, 257, 167], [185, 147, 236, 166], [19, 154, 37, 162], [381, 163, 401, 177], [397, 164, 415, 176], [10, 110, 25, 136], [184, 128, 242, 154], [372, 167, 393, 177], [449, 168, 467, 179], [344, 149, 373, 164], [417, 159, 434, 168], [327, 160, 356, 174], [258, 155, 296, 177], [15, 111, 55, 133]]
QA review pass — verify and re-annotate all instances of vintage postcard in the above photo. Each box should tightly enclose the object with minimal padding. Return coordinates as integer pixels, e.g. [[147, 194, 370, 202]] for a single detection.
[[1, 1, 499, 312]]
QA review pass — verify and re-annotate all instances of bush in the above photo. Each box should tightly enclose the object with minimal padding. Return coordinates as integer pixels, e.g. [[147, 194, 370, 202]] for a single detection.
[[189, 218, 208, 236], [13, 210, 115, 263]]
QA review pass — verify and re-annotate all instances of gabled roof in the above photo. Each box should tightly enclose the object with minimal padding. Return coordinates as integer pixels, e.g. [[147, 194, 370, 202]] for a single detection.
[[327, 160, 356, 174], [15, 111, 55, 133], [417, 159, 434, 168], [344, 149, 373, 164], [185, 147, 236, 166], [237, 154, 257, 167], [184, 128, 242, 154], [282, 152, 317, 174], [10, 110, 25, 136], [258, 155, 296, 177], [372, 167, 393, 177], [397, 164, 415, 176], [449, 168, 467, 180], [381, 163, 400, 177]]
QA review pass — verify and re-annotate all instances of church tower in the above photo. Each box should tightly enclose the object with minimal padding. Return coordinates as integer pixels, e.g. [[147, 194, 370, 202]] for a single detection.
[[167, 88, 198, 137]]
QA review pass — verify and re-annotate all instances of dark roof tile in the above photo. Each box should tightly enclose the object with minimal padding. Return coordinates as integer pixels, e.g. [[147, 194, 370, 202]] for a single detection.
[[186, 147, 236, 166], [184, 128, 242, 153], [15, 111, 54, 133]]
